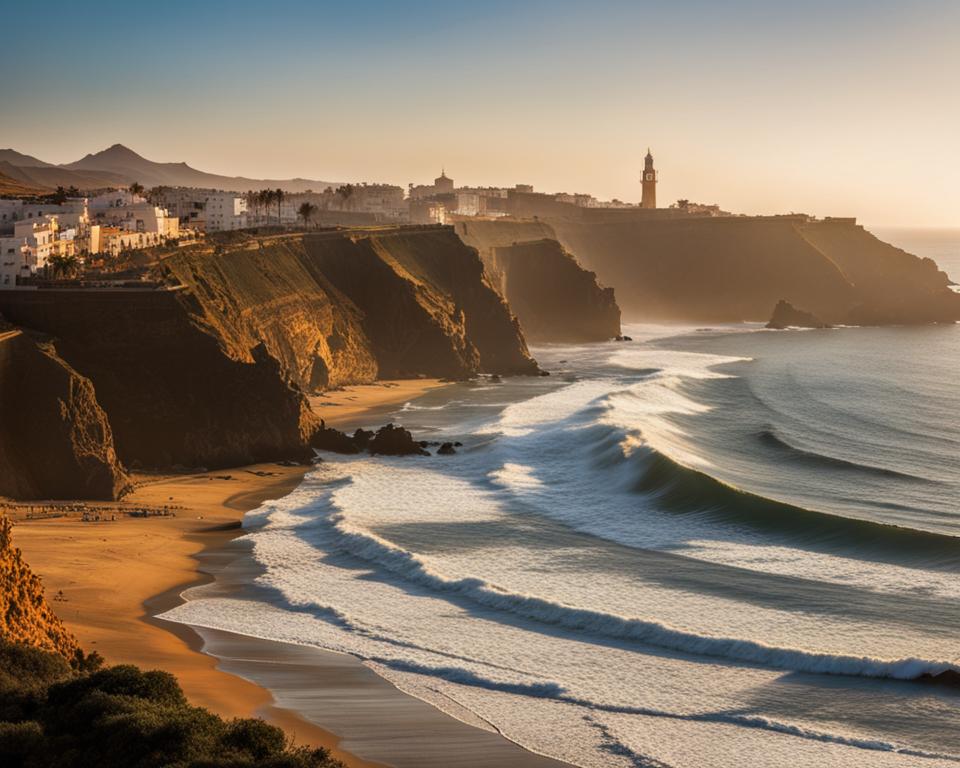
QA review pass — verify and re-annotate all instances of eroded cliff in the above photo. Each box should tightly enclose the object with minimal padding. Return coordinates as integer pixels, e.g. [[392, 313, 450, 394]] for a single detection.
[[0, 226, 537, 473], [0, 325, 129, 500], [301, 227, 538, 377], [530, 214, 959, 325], [0, 517, 80, 660], [454, 221, 620, 341]]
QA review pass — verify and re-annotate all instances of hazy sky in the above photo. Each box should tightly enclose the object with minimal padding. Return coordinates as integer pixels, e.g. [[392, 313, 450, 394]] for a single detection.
[[2, 0, 957, 226]]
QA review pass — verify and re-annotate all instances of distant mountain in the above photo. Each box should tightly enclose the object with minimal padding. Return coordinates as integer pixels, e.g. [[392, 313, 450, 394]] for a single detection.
[[0, 149, 54, 168], [0, 169, 51, 197], [0, 161, 127, 192], [0, 143, 341, 194]]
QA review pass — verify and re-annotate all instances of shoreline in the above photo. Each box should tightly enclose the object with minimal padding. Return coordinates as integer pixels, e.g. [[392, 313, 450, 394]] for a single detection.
[[13, 377, 569, 767], [10, 463, 376, 767]]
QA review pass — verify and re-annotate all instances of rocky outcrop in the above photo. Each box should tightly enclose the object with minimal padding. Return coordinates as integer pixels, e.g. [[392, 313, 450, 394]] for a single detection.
[[311, 420, 428, 456], [0, 517, 80, 660], [766, 300, 830, 330], [455, 222, 620, 342], [0, 326, 129, 500], [0, 226, 536, 472]]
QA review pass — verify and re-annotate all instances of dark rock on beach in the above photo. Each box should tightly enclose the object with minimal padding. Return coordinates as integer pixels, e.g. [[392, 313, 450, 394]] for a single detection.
[[368, 423, 430, 456]]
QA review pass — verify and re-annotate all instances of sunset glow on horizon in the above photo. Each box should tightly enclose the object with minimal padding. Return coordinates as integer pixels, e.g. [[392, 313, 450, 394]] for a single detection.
[[2, 0, 957, 227]]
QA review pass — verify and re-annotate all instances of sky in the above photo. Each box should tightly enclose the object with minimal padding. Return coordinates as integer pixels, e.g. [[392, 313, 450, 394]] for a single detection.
[[1, 0, 957, 227]]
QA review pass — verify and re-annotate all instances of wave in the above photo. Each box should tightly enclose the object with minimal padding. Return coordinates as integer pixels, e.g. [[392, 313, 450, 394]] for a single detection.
[[365, 651, 959, 761], [618, 430, 960, 562], [755, 427, 933, 483], [323, 506, 960, 685]]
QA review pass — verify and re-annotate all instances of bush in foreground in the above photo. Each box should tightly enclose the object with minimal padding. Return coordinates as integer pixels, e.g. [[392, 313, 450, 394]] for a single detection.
[[0, 639, 342, 768]]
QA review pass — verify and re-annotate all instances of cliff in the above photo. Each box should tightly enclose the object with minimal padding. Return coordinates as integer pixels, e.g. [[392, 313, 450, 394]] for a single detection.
[[0, 289, 317, 470], [0, 226, 536, 472], [797, 221, 959, 324], [0, 326, 129, 500], [296, 227, 538, 377], [533, 215, 960, 325], [0, 517, 80, 660], [454, 221, 621, 342]]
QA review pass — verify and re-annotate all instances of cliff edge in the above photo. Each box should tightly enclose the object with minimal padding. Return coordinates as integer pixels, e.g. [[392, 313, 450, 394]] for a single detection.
[[0, 226, 537, 473], [454, 221, 621, 342], [0, 324, 129, 500]]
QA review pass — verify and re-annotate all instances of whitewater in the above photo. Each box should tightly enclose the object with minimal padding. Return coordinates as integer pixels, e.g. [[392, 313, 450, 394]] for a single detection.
[[162, 234, 960, 767]]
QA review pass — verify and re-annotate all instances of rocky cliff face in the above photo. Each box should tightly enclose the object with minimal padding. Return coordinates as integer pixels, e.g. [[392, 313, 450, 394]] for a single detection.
[[454, 221, 620, 342], [303, 227, 538, 377], [536, 215, 960, 325], [0, 289, 316, 470], [487, 240, 620, 342], [0, 227, 537, 474], [0, 325, 129, 500], [797, 221, 959, 324], [0, 517, 80, 660]]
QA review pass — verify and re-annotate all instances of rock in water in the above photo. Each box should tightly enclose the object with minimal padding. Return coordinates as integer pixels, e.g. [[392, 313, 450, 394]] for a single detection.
[[368, 424, 430, 456], [310, 419, 362, 454], [766, 300, 831, 330], [437, 442, 457, 455]]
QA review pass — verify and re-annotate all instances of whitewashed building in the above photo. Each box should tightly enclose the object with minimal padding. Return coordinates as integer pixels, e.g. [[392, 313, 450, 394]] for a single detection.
[[204, 192, 247, 231]]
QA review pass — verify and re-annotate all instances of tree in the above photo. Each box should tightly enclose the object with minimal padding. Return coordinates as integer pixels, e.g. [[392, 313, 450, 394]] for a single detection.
[[335, 184, 355, 211], [129, 181, 144, 198], [47, 253, 80, 280], [298, 201, 318, 228], [274, 188, 285, 226], [257, 189, 273, 224], [51, 186, 68, 205]]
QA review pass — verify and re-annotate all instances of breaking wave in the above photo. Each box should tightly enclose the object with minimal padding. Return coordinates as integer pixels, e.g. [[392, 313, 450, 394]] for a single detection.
[[323, 503, 960, 684]]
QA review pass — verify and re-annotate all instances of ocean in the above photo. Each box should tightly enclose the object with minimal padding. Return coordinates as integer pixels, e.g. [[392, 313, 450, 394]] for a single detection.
[[162, 228, 960, 767]]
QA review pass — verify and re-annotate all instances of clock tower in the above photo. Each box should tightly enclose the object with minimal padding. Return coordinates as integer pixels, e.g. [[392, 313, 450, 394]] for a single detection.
[[641, 148, 657, 209]]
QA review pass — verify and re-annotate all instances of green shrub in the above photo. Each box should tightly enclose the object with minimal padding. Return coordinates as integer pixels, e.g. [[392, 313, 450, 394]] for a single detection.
[[0, 639, 343, 768]]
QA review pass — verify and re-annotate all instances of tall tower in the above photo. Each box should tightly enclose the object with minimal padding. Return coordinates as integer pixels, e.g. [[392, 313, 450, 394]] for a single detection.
[[641, 148, 657, 209]]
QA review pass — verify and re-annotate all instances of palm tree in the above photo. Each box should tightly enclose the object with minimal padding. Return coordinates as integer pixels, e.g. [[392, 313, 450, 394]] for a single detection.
[[298, 201, 318, 229], [258, 189, 273, 224], [274, 188, 285, 226], [47, 253, 80, 279], [336, 184, 355, 211], [129, 181, 144, 198]]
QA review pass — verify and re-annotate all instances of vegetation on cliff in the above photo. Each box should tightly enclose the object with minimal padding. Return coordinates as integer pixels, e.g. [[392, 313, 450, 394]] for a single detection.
[[0, 640, 343, 768]]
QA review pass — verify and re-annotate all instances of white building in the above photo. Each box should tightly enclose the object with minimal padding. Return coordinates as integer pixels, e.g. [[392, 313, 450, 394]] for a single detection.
[[204, 192, 247, 231], [0, 237, 29, 288]]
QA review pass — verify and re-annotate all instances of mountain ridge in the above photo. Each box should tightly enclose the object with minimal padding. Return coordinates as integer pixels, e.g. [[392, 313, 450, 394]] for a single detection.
[[1, 143, 342, 193]]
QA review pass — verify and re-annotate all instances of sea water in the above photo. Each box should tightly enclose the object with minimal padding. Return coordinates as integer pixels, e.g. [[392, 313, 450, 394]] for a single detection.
[[162, 229, 960, 767]]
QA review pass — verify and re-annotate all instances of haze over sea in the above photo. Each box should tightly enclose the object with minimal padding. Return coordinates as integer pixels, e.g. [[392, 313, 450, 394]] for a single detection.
[[163, 229, 960, 767]]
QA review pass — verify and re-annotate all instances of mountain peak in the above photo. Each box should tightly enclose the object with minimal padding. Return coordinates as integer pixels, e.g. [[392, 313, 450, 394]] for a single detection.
[[92, 143, 144, 160]]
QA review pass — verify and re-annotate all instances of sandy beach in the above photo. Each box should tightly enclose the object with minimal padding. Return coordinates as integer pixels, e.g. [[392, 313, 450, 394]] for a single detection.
[[309, 378, 449, 429], [10, 378, 567, 768]]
